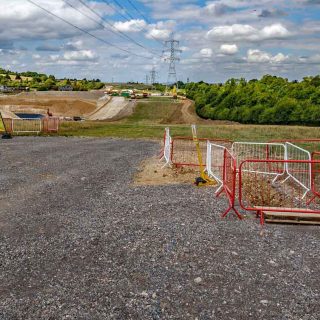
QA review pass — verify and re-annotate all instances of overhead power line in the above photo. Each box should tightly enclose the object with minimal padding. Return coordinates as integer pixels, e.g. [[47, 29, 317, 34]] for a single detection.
[[76, 0, 161, 57], [107, 0, 164, 46], [110, 0, 135, 20], [63, 0, 127, 42], [99, 0, 131, 22], [126, 0, 150, 24], [27, 0, 153, 59]]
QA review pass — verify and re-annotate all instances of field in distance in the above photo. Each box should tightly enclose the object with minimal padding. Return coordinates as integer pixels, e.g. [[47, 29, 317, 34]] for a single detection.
[[58, 98, 320, 142]]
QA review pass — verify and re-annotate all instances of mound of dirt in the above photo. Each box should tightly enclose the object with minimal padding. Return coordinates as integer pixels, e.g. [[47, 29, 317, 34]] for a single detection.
[[0, 93, 98, 117], [17, 91, 105, 100]]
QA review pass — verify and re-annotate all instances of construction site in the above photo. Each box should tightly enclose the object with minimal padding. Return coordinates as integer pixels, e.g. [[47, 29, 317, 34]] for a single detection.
[[1, 93, 320, 318], [1, 0, 320, 319]]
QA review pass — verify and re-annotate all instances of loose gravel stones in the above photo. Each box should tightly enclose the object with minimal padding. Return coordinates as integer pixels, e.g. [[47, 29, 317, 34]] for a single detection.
[[0, 137, 319, 319]]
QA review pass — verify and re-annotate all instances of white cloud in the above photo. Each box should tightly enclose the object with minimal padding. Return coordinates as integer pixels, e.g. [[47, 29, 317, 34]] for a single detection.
[[272, 53, 289, 63], [204, 3, 239, 17], [114, 19, 147, 33], [246, 49, 289, 63], [63, 50, 98, 61], [260, 24, 290, 38], [207, 23, 291, 42], [180, 46, 190, 52], [220, 44, 238, 55], [200, 48, 213, 58], [64, 40, 84, 51], [146, 20, 175, 40], [0, 0, 111, 41], [146, 28, 171, 40], [299, 54, 320, 64], [46, 50, 99, 65]]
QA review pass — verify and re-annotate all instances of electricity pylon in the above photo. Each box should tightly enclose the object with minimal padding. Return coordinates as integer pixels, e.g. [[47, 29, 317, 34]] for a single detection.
[[163, 33, 182, 90], [150, 67, 157, 85]]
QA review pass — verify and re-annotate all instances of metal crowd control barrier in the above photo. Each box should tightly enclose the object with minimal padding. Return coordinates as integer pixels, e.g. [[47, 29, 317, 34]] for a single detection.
[[308, 152, 320, 204], [206, 142, 226, 194], [171, 136, 231, 167], [269, 139, 320, 153], [216, 149, 242, 219], [239, 159, 320, 225], [10, 118, 42, 134], [232, 142, 286, 182], [160, 127, 172, 168], [42, 117, 59, 133], [283, 142, 312, 198], [3, 117, 59, 134]]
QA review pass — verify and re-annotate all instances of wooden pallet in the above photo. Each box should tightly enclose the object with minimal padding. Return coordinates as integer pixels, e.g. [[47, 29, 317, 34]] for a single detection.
[[263, 211, 320, 225]]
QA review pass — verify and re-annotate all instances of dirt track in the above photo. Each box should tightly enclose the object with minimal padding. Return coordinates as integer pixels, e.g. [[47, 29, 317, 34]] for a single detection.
[[89, 97, 136, 121], [162, 99, 236, 125]]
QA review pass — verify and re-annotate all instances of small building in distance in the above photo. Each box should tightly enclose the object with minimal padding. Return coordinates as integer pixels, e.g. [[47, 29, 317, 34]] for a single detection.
[[58, 85, 73, 91], [0, 85, 29, 93]]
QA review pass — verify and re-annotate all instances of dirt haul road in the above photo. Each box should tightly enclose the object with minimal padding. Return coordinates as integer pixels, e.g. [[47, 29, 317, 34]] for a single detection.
[[88, 97, 136, 121], [162, 99, 235, 125]]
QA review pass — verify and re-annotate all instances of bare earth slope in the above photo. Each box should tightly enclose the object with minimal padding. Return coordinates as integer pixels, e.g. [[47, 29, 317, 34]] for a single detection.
[[89, 97, 136, 121], [0, 91, 105, 118]]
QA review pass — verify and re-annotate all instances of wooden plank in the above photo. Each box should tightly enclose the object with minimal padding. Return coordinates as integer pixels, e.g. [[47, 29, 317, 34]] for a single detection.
[[255, 206, 314, 212], [263, 211, 320, 219], [266, 219, 320, 225]]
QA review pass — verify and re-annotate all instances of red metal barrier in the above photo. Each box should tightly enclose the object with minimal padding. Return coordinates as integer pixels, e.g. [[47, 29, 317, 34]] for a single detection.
[[217, 149, 242, 219], [308, 152, 320, 204], [2, 117, 59, 133], [42, 117, 59, 133], [239, 159, 320, 224], [171, 136, 232, 167], [2, 118, 13, 133]]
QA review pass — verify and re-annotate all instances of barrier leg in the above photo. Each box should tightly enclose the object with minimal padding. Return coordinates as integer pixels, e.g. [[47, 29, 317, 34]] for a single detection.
[[215, 184, 224, 195], [258, 210, 264, 225], [221, 205, 242, 220], [306, 195, 317, 205], [221, 190, 242, 220], [216, 187, 224, 198]]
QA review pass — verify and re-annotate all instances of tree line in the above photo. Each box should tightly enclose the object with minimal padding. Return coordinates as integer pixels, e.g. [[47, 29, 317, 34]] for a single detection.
[[186, 75, 320, 125], [0, 68, 104, 91]]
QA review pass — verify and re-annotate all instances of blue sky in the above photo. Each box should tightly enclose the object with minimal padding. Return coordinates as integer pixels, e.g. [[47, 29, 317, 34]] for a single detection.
[[1, 0, 320, 83]]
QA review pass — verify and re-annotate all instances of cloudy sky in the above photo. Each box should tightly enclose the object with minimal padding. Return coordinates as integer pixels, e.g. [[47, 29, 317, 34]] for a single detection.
[[1, 0, 320, 83]]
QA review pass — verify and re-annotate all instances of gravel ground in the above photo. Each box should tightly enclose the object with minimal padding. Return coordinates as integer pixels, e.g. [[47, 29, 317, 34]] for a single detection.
[[0, 137, 319, 320]]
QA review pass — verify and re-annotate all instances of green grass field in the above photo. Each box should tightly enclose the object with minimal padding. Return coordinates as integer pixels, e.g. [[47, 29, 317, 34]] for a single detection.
[[59, 121, 320, 143], [5, 99, 320, 145], [123, 100, 181, 125], [58, 99, 320, 143]]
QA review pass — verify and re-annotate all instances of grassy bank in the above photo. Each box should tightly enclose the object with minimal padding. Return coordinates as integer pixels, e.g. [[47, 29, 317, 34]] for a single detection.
[[58, 121, 320, 142]]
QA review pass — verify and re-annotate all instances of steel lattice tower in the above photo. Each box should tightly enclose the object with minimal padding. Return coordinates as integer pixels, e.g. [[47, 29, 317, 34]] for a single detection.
[[150, 67, 157, 85], [163, 33, 182, 87]]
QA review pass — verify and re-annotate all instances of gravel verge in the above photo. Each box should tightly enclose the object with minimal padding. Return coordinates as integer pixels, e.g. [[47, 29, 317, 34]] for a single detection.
[[0, 137, 319, 319]]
